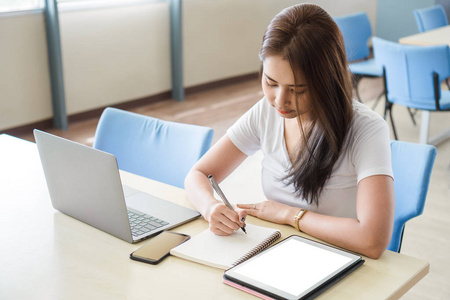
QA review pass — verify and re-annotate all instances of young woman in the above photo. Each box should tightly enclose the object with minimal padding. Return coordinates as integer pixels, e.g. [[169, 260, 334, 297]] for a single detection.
[[185, 3, 394, 259]]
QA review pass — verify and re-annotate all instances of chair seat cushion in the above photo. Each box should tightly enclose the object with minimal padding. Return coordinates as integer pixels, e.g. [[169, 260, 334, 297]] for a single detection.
[[391, 90, 450, 111], [349, 58, 383, 77]]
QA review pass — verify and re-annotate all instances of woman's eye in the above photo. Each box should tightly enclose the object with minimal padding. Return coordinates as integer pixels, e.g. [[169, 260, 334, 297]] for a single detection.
[[291, 89, 304, 95], [266, 80, 277, 87]]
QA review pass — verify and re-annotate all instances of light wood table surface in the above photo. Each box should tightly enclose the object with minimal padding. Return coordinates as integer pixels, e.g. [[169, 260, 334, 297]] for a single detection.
[[399, 25, 450, 46], [0, 134, 429, 299]]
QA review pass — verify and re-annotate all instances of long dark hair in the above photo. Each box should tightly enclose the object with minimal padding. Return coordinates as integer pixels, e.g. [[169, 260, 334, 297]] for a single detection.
[[260, 4, 353, 206]]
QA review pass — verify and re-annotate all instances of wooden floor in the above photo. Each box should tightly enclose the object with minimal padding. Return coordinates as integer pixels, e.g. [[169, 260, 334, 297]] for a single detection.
[[15, 76, 450, 299]]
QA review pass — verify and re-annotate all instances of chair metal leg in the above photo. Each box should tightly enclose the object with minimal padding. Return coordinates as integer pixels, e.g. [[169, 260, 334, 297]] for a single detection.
[[384, 100, 398, 140], [420, 111, 430, 144], [389, 105, 398, 140], [407, 108, 417, 126], [397, 225, 405, 253], [371, 90, 385, 110], [381, 68, 399, 139], [353, 75, 363, 103]]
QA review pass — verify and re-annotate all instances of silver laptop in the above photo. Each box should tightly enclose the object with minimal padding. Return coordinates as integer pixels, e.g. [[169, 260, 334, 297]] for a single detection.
[[34, 129, 200, 243]]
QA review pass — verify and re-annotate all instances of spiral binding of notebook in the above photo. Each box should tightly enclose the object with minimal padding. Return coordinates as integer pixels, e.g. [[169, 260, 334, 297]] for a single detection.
[[232, 231, 282, 266]]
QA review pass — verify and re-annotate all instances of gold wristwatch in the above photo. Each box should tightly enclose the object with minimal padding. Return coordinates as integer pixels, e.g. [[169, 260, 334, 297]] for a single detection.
[[294, 208, 308, 231]]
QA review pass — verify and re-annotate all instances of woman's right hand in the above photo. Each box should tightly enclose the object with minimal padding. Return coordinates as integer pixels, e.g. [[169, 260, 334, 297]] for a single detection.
[[184, 135, 249, 236], [205, 203, 247, 236]]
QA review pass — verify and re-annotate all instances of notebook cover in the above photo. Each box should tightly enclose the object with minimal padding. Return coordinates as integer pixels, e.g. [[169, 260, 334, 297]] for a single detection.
[[223, 278, 276, 300]]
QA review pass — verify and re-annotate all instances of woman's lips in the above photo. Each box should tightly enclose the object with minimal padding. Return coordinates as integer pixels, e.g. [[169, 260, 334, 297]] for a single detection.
[[277, 108, 293, 114]]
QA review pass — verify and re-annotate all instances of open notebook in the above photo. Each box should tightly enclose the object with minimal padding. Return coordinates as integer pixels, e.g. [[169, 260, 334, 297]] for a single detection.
[[170, 223, 281, 270]]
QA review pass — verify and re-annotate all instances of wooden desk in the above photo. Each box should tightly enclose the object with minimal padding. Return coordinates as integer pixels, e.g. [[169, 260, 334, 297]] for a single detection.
[[0, 134, 429, 299], [399, 25, 450, 46]]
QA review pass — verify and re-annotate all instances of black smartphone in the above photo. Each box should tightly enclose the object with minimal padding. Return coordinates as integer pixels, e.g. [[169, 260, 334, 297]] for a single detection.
[[130, 231, 190, 264]]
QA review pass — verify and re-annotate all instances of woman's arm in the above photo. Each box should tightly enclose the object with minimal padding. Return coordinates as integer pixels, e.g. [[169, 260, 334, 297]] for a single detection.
[[238, 175, 394, 258], [185, 135, 248, 235]]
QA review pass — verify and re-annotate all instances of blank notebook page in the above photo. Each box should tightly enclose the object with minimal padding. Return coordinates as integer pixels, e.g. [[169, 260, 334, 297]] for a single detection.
[[170, 223, 280, 270]]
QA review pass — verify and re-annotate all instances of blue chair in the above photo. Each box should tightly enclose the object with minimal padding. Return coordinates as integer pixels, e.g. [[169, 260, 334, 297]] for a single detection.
[[93, 107, 214, 188], [414, 4, 450, 90], [373, 37, 450, 145], [334, 12, 383, 105], [388, 141, 437, 252], [414, 5, 448, 33]]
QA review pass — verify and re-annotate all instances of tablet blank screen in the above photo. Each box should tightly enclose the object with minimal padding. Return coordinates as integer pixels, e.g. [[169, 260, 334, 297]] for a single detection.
[[231, 238, 355, 297]]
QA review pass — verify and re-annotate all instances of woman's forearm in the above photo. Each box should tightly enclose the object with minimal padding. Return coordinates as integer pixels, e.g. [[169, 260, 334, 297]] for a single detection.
[[297, 212, 390, 259], [242, 200, 390, 258], [184, 169, 218, 221], [294, 175, 394, 258]]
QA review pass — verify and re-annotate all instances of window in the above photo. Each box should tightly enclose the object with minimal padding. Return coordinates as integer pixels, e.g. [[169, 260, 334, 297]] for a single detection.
[[0, 0, 161, 14], [0, 0, 43, 13], [57, 0, 162, 12]]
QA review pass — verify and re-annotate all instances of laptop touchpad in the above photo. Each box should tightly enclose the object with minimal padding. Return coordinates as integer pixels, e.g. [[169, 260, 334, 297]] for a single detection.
[[126, 193, 173, 215]]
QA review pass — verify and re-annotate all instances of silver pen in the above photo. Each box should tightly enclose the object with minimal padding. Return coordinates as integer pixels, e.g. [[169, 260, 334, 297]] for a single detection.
[[208, 174, 247, 234]]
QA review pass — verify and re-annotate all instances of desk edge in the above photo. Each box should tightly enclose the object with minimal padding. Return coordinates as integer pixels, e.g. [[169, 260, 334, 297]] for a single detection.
[[387, 262, 430, 300]]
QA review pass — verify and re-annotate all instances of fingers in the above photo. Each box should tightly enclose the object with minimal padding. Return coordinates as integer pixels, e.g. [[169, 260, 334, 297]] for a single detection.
[[237, 203, 257, 210], [209, 218, 238, 235], [236, 209, 247, 233], [210, 223, 235, 236], [238, 200, 293, 225], [208, 203, 244, 235], [214, 229, 231, 236], [237, 203, 259, 216], [237, 209, 247, 224]]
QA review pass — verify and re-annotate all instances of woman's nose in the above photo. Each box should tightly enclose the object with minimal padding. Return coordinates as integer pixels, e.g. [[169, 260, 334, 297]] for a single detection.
[[275, 89, 291, 107]]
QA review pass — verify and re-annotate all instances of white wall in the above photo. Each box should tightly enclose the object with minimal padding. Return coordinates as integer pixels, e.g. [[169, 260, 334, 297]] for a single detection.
[[0, 12, 53, 130], [0, 0, 377, 131], [376, 0, 434, 41], [183, 0, 378, 87], [183, 0, 274, 87], [60, 2, 171, 115]]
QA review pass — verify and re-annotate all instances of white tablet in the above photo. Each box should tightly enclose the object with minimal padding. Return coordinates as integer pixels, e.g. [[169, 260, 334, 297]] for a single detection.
[[223, 235, 364, 300]]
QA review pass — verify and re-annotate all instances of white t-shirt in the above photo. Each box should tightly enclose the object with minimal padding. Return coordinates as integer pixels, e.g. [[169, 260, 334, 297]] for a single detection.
[[227, 98, 393, 218]]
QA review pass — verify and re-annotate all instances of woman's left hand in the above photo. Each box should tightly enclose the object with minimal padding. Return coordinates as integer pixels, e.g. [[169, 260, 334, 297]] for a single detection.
[[237, 200, 296, 225]]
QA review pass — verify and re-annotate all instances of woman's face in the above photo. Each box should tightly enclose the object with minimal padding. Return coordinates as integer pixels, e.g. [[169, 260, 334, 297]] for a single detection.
[[261, 56, 311, 119]]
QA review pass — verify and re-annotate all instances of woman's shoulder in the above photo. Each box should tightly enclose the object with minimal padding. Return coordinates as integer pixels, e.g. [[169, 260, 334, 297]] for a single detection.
[[351, 100, 388, 130], [346, 100, 390, 148]]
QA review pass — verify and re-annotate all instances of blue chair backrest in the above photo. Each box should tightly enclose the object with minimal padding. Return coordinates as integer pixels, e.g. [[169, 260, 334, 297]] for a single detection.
[[388, 141, 437, 252], [414, 5, 448, 33], [372, 37, 450, 108], [334, 12, 372, 61], [93, 107, 214, 189]]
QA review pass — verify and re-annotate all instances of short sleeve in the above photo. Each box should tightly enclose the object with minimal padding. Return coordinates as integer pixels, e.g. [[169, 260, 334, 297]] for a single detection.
[[227, 99, 264, 156], [351, 110, 393, 183]]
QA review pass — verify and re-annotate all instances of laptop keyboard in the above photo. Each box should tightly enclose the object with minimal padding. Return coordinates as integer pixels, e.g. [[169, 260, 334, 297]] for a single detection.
[[127, 210, 170, 237]]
